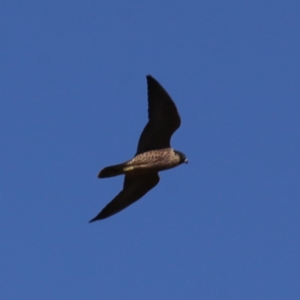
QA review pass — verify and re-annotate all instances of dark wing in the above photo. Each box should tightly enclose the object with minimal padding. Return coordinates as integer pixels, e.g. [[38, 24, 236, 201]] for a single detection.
[[89, 173, 160, 221], [135, 75, 181, 155]]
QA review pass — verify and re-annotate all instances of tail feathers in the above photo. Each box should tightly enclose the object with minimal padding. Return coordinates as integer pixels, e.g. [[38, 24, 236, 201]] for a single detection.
[[98, 163, 126, 178]]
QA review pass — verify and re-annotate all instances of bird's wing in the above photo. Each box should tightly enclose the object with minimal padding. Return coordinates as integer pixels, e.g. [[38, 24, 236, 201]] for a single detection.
[[89, 173, 160, 221], [135, 75, 181, 155]]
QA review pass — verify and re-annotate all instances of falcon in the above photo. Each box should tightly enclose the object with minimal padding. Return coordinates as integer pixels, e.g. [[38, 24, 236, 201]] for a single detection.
[[89, 75, 187, 222]]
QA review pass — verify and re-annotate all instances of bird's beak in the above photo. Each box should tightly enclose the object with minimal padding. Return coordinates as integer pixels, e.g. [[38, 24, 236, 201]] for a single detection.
[[184, 158, 188, 164]]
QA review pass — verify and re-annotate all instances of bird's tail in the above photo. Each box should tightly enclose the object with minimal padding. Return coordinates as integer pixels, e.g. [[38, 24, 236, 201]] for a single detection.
[[98, 163, 127, 178]]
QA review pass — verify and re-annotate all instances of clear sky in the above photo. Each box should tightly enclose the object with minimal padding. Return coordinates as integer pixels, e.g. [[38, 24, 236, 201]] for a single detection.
[[1, 1, 299, 299]]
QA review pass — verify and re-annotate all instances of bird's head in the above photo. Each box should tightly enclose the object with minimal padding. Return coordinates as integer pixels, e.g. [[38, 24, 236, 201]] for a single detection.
[[174, 150, 188, 164]]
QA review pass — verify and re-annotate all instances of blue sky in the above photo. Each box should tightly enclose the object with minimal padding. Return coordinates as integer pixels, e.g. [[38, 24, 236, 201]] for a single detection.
[[1, 1, 299, 299]]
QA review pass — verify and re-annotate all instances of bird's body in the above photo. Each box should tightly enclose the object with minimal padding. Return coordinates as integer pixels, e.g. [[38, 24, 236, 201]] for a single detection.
[[99, 148, 187, 178], [89, 75, 187, 222]]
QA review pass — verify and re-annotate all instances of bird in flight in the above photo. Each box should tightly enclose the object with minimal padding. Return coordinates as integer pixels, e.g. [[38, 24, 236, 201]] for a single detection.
[[89, 75, 187, 222]]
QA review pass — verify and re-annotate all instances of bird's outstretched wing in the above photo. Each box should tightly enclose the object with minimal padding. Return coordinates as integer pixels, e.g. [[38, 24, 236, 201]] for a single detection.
[[89, 173, 160, 222], [135, 75, 181, 155]]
